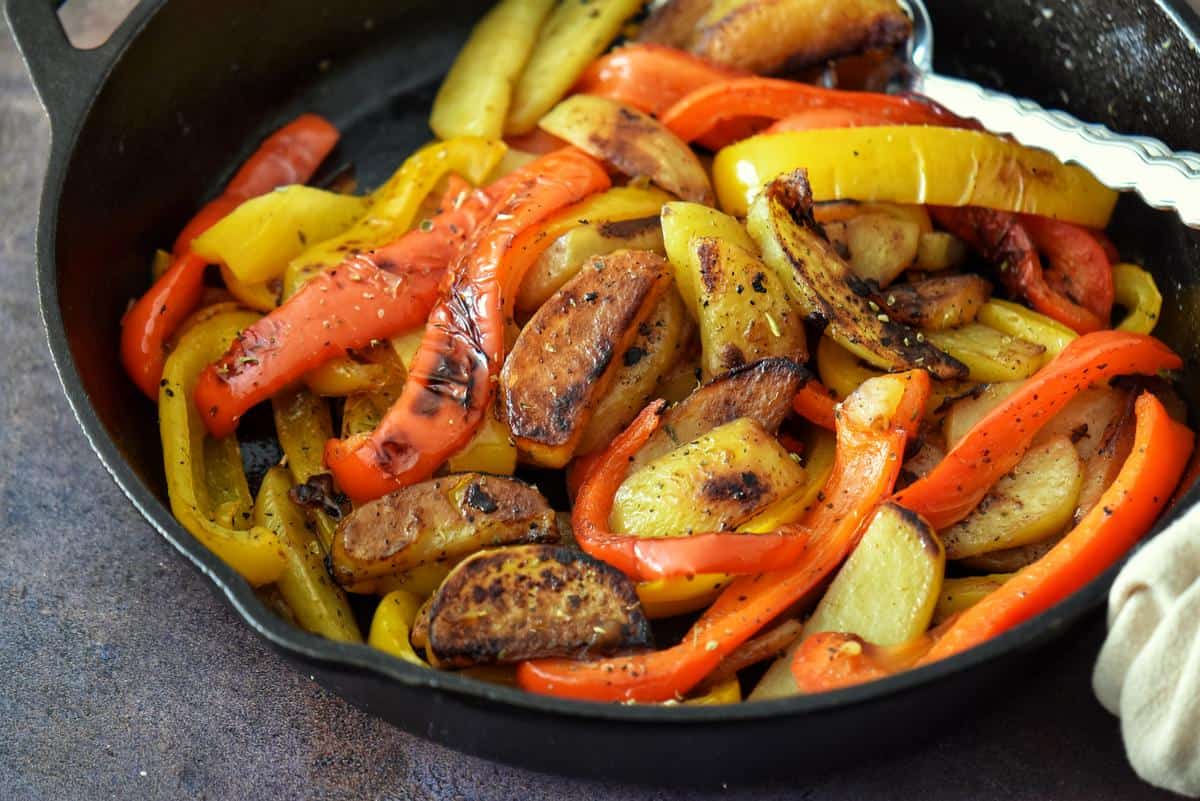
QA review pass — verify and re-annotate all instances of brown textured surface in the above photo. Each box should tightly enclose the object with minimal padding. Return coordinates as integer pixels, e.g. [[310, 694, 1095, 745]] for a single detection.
[[0, 3, 1189, 799]]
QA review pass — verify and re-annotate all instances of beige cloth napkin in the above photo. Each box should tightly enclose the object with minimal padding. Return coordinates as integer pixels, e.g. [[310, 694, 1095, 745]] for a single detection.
[[1094, 504, 1200, 797]]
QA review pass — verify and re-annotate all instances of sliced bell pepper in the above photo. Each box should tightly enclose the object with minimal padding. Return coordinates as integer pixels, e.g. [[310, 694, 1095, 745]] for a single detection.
[[1112, 263, 1163, 335], [516, 369, 929, 702], [713, 127, 1118, 226], [920, 391, 1192, 663], [159, 309, 288, 587], [194, 180, 498, 438], [892, 330, 1182, 530], [792, 379, 838, 430], [271, 387, 340, 550], [324, 149, 611, 504], [574, 44, 744, 117], [975, 299, 1077, 363], [931, 207, 1110, 334], [121, 113, 339, 398], [367, 589, 430, 667], [661, 78, 963, 148]]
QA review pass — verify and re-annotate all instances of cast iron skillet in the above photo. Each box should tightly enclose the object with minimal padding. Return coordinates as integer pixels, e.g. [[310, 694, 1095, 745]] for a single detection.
[[8, 0, 1200, 784]]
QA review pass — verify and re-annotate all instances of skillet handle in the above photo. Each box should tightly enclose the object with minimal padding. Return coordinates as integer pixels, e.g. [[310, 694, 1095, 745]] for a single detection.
[[3, 0, 144, 127]]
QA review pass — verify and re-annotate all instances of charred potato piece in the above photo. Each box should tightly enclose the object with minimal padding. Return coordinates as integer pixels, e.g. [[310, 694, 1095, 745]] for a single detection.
[[578, 288, 689, 455], [517, 214, 665, 314], [502, 249, 672, 467], [540, 95, 715, 204], [877, 275, 992, 331], [748, 169, 967, 381], [330, 473, 558, 590], [638, 0, 714, 47], [422, 544, 652, 667], [824, 213, 921, 288], [631, 356, 809, 472], [611, 417, 808, 537], [689, 236, 808, 379], [661, 200, 760, 320]]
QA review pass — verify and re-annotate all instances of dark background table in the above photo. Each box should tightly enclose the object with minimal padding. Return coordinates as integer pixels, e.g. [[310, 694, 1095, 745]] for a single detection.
[[0, 3, 1189, 799]]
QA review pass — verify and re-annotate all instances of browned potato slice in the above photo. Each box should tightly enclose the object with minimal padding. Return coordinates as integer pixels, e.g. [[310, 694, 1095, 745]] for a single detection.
[[824, 213, 921, 288], [689, 0, 911, 74], [960, 537, 1059, 573], [577, 289, 689, 455], [631, 356, 808, 472], [638, 0, 714, 47], [422, 544, 652, 667], [1031, 386, 1130, 462], [1072, 391, 1136, 523], [516, 214, 665, 314], [539, 95, 715, 204], [915, 231, 969, 271], [501, 250, 672, 467], [942, 381, 1023, 449], [877, 275, 993, 331], [330, 473, 558, 591], [747, 170, 967, 381]]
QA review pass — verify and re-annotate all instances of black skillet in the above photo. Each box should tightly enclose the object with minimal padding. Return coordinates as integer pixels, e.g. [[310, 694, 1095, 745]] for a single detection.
[[7, 0, 1200, 785]]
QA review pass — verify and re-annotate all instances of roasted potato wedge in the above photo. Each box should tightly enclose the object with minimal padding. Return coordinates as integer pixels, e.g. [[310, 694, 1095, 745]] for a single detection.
[[422, 544, 652, 667], [878, 275, 992, 331], [751, 502, 944, 700], [941, 435, 1083, 560], [823, 212, 921, 288], [748, 170, 967, 380], [516, 214, 665, 314], [642, 0, 911, 75], [446, 408, 519, 477], [942, 381, 1023, 449], [329, 473, 558, 591], [931, 574, 1012, 625], [661, 200, 759, 320], [540, 94, 715, 204], [915, 231, 969, 271], [578, 289, 690, 455], [611, 417, 808, 537], [1031, 386, 1130, 462], [505, 0, 644, 134], [1071, 391, 1136, 523], [631, 356, 808, 471], [502, 249, 672, 467], [925, 323, 1045, 383], [686, 236, 808, 378]]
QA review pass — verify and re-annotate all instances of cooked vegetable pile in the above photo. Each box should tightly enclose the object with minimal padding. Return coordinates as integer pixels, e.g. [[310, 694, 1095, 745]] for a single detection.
[[121, 0, 1195, 705]]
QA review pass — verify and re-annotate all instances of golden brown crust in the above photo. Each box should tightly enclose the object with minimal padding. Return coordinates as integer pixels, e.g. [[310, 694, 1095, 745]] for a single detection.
[[424, 544, 652, 667], [501, 249, 672, 467], [877, 275, 993, 331]]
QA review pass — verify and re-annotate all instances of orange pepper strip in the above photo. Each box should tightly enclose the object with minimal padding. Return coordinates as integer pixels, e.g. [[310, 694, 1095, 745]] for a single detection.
[[325, 149, 611, 503], [919, 391, 1192, 665], [792, 379, 838, 430], [764, 107, 908, 134], [516, 370, 929, 703], [193, 181, 497, 439], [569, 401, 816, 581], [790, 628, 946, 693], [121, 114, 339, 398], [893, 330, 1181, 530], [660, 78, 965, 148], [574, 44, 744, 117], [1020, 213, 1114, 322]]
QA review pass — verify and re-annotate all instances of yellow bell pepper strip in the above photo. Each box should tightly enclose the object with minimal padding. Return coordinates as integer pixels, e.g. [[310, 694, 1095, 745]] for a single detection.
[[219, 265, 281, 313], [892, 330, 1183, 530], [931, 207, 1110, 333], [682, 677, 742, 705], [325, 149, 611, 504], [302, 355, 397, 397], [159, 309, 288, 587], [662, 77, 964, 148], [367, 590, 429, 667], [122, 113, 340, 399], [194, 180, 500, 439], [430, 0, 557, 140], [712, 127, 1118, 226], [1113, 263, 1163, 335], [282, 136, 505, 297], [976, 299, 1077, 363], [271, 387, 339, 550], [918, 392, 1190, 664], [575, 44, 745, 118], [203, 434, 254, 529], [193, 186, 369, 284], [636, 574, 732, 620], [738, 427, 837, 533], [517, 369, 930, 702], [150, 249, 172, 281], [255, 467, 362, 642]]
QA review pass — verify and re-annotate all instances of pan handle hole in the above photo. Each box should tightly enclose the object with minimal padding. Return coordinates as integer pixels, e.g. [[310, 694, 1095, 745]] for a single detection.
[[57, 0, 139, 50]]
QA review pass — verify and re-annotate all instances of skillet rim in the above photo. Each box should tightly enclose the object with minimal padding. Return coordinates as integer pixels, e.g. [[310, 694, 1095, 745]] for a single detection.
[[17, 0, 1200, 724]]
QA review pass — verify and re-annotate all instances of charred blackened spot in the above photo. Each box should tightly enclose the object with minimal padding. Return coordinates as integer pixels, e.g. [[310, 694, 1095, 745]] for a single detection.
[[586, 340, 615, 382], [598, 215, 657, 239], [623, 346, 647, 367], [720, 344, 746, 371], [701, 471, 768, 505], [376, 438, 421, 474], [412, 387, 444, 417], [289, 474, 351, 519], [550, 383, 587, 435], [464, 481, 499, 514], [751, 272, 768, 293]]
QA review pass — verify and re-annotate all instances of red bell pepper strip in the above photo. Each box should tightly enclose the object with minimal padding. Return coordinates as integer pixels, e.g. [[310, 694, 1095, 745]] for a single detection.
[[659, 78, 966, 149], [574, 44, 744, 117], [892, 330, 1182, 530], [193, 181, 496, 438], [930, 207, 1109, 333], [121, 113, 339, 398], [324, 149, 611, 504], [920, 391, 1192, 665], [792, 379, 838, 430], [1020, 213, 1114, 321], [568, 401, 817, 581], [764, 107, 904, 134], [516, 369, 930, 703]]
